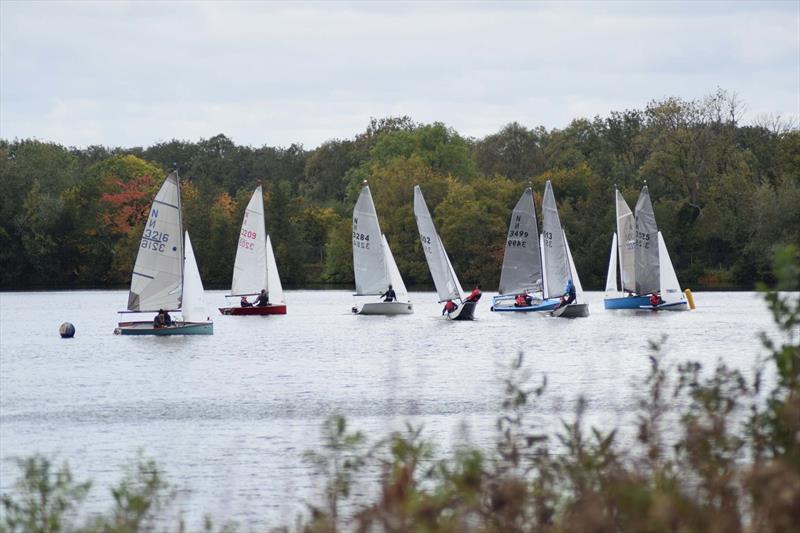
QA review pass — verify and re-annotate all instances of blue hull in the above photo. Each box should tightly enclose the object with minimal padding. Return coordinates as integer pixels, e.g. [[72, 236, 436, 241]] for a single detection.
[[603, 296, 652, 310], [491, 295, 560, 312], [115, 321, 214, 335]]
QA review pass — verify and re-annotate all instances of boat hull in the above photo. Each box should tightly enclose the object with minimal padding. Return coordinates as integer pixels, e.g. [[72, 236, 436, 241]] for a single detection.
[[219, 305, 287, 315], [115, 321, 214, 335], [491, 295, 559, 313], [639, 301, 689, 311], [603, 295, 652, 310], [605, 295, 688, 311], [357, 301, 414, 315], [552, 303, 589, 318], [447, 301, 477, 321]]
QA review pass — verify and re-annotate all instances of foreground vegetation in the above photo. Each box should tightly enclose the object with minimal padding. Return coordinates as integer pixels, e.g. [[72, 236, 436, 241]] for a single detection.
[[2, 246, 798, 532], [1, 89, 798, 290]]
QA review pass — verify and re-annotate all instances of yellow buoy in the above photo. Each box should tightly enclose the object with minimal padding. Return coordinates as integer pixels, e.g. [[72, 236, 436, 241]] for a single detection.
[[684, 288, 696, 310]]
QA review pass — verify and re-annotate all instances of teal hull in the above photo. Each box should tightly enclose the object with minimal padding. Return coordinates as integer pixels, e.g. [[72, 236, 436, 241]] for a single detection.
[[115, 321, 214, 336]]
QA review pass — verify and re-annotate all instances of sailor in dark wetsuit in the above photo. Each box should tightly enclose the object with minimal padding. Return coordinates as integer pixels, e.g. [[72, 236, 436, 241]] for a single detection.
[[380, 285, 397, 302], [254, 289, 269, 307]]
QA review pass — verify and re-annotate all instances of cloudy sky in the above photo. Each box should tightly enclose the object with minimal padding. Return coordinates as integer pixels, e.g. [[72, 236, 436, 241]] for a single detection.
[[1, 1, 798, 148]]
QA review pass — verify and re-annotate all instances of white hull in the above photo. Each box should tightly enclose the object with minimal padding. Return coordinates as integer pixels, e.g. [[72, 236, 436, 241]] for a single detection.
[[358, 301, 414, 315]]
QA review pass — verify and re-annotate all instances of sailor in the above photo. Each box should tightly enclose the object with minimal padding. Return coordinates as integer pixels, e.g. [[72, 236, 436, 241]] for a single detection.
[[163, 310, 173, 326], [240, 296, 253, 307], [560, 279, 576, 307], [254, 289, 269, 307], [465, 284, 482, 303], [649, 292, 663, 306], [380, 285, 397, 302], [515, 294, 527, 307], [442, 299, 459, 316], [153, 310, 165, 328]]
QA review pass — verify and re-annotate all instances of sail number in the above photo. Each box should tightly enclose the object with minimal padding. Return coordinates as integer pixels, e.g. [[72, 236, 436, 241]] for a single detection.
[[239, 228, 257, 250], [542, 231, 554, 248], [140, 229, 170, 252], [420, 234, 434, 255], [507, 229, 530, 248], [635, 231, 651, 249], [353, 232, 370, 250]]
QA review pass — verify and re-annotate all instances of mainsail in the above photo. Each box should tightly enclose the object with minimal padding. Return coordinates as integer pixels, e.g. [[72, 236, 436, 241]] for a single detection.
[[127, 171, 184, 311], [498, 188, 542, 295], [541, 181, 570, 299], [615, 189, 636, 293], [181, 231, 208, 323], [414, 185, 463, 302], [352, 185, 389, 295], [231, 186, 268, 296], [634, 185, 660, 295]]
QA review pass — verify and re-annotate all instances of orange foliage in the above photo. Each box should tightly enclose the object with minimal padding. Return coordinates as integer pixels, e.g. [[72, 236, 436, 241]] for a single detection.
[[98, 174, 157, 234], [214, 191, 237, 216]]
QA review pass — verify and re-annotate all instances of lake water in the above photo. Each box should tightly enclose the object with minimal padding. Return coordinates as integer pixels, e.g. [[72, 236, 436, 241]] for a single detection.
[[0, 290, 780, 528]]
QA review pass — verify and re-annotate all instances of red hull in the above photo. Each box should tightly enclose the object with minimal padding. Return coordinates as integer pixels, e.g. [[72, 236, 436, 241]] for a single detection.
[[219, 305, 287, 316]]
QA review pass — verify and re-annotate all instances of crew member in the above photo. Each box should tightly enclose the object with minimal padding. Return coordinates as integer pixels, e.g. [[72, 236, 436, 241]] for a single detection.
[[380, 285, 397, 302], [254, 289, 269, 307], [465, 284, 482, 303]]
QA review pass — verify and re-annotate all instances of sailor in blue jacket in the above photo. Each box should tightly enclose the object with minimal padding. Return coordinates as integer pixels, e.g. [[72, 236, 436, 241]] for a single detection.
[[562, 279, 576, 306]]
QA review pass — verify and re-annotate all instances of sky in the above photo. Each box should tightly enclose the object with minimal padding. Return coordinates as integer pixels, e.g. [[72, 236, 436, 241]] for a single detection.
[[1, 1, 798, 149]]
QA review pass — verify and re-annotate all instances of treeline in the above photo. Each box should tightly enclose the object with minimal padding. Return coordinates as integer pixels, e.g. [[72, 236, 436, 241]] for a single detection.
[[1, 89, 798, 290]]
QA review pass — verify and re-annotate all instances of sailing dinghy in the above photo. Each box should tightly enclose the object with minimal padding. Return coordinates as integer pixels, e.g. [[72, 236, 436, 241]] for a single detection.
[[413, 185, 476, 320], [351, 183, 413, 315], [541, 181, 589, 318], [492, 187, 561, 313], [219, 185, 286, 315], [115, 172, 213, 335], [603, 185, 688, 311]]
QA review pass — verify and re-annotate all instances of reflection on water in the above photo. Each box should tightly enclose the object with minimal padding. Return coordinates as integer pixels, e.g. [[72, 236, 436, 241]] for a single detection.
[[0, 290, 777, 527]]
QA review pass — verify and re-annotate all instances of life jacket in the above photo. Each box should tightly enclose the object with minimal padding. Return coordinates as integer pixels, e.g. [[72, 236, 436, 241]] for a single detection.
[[650, 294, 659, 306], [515, 294, 527, 306], [444, 300, 457, 312]]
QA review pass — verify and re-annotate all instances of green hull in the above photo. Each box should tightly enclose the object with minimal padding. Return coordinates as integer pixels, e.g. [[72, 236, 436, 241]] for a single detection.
[[115, 321, 214, 336]]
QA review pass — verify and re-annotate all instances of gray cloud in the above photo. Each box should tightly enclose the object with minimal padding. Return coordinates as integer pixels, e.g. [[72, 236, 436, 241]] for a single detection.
[[1, 1, 798, 148]]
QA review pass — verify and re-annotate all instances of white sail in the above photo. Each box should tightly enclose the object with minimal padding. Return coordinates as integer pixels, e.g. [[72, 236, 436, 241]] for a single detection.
[[634, 185, 660, 295], [127, 171, 183, 312], [266, 235, 285, 305], [657, 232, 685, 304], [414, 185, 463, 302], [541, 181, 570, 299], [352, 185, 389, 295], [540, 233, 549, 298], [499, 187, 542, 295], [616, 189, 636, 293], [564, 231, 584, 304], [605, 232, 619, 296], [181, 232, 208, 323], [382, 235, 409, 302], [231, 186, 268, 296]]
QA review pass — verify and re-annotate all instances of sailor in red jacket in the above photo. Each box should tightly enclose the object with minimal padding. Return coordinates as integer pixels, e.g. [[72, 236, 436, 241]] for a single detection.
[[465, 284, 482, 303], [442, 300, 459, 315]]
